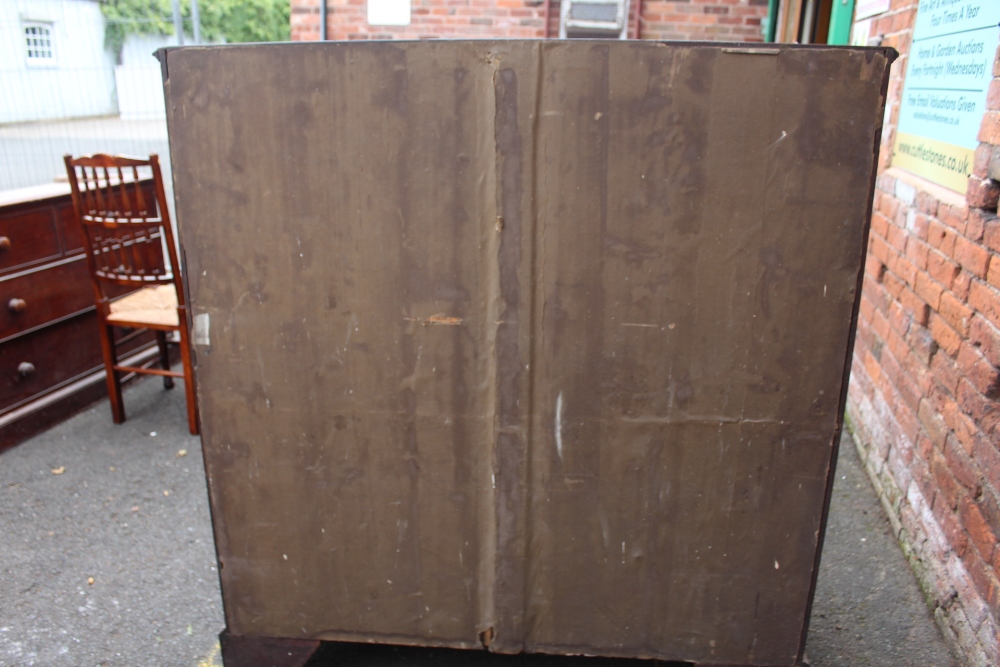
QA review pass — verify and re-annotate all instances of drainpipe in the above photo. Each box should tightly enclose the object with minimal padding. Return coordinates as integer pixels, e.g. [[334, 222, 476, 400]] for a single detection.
[[171, 0, 184, 45], [321, 0, 328, 40], [633, 0, 641, 40], [543, 0, 551, 38], [191, 0, 201, 44]]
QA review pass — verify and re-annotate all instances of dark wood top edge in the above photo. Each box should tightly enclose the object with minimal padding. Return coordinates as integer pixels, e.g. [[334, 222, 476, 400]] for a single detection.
[[156, 40, 897, 58]]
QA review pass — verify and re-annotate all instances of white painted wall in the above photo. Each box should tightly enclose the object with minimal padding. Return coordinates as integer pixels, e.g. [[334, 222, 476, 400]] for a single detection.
[[120, 32, 173, 69], [0, 0, 118, 123], [116, 34, 173, 120], [115, 33, 225, 120]]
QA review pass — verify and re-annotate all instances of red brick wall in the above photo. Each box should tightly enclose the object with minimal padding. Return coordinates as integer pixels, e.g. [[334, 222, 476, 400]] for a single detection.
[[848, 1, 1000, 664], [290, 0, 767, 42], [638, 0, 766, 41]]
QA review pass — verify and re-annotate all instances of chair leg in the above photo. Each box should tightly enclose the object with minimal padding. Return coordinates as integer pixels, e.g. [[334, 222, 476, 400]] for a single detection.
[[177, 322, 199, 436], [156, 330, 174, 389], [98, 324, 125, 424]]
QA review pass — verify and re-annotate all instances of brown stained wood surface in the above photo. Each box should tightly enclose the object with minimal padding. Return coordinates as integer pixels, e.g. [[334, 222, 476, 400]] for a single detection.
[[0, 258, 93, 339], [0, 207, 61, 271], [161, 41, 894, 666]]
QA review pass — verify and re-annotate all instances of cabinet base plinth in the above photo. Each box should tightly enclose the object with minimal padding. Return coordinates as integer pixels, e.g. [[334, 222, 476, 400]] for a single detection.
[[219, 630, 321, 667]]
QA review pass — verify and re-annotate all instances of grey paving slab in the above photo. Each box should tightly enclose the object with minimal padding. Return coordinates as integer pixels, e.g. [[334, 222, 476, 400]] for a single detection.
[[0, 378, 958, 667]]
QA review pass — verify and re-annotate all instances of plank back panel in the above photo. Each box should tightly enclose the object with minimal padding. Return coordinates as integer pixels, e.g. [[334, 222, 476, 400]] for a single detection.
[[162, 41, 893, 666]]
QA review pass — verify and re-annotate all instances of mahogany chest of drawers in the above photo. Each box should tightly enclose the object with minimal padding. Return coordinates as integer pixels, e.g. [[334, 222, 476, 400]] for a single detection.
[[0, 180, 161, 452]]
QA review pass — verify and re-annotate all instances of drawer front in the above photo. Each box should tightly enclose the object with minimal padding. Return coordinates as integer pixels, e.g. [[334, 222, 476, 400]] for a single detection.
[[0, 313, 101, 411], [0, 313, 157, 412], [0, 206, 61, 273], [56, 201, 85, 254], [0, 257, 93, 340]]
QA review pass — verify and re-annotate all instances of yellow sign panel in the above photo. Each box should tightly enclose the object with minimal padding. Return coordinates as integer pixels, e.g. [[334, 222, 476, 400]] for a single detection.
[[892, 0, 1000, 192], [892, 131, 974, 194]]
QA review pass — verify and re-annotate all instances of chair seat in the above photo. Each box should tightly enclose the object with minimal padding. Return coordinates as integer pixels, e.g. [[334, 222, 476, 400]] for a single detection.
[[107, 284, 179, 327]]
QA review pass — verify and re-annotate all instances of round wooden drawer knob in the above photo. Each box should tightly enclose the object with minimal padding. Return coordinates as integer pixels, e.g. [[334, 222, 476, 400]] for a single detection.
[[8, 298, 27, 313], [18, 362, 35, 377], [0, 236, 10, 251]]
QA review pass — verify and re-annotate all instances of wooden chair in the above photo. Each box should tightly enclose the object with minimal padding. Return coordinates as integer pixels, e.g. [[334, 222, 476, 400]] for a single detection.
[[63, 153, 198, 435]]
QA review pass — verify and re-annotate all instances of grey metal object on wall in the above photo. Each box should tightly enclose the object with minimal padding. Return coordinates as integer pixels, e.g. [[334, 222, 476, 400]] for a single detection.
[[160, 40, 895, 667]]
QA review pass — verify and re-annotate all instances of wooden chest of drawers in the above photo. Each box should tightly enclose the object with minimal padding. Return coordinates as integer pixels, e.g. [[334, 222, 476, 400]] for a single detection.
[[0, 181, 162, 452]]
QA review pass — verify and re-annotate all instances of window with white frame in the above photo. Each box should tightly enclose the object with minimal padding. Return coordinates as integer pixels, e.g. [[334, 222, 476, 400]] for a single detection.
[[24, 23, 54, 63]]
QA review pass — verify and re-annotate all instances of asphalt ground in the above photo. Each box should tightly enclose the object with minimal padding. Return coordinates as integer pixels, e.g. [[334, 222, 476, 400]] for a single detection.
[[0, 375, 958, 667], [805, 431, 956, 667], [0, 376, 221, 667]]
